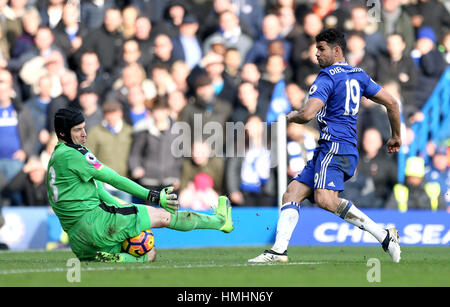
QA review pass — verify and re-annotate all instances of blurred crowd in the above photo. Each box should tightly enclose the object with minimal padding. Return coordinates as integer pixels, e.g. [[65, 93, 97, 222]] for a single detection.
[[0, 0, 449, 214]]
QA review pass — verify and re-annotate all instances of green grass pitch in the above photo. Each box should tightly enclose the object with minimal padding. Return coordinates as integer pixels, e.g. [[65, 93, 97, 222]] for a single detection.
[[0, 246, 448, 287]]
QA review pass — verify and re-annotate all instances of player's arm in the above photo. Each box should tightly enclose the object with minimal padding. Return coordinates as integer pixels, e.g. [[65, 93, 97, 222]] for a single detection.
[[68, 153, 179, 212], [287, 72, 331, 124], [286, 98, 324, 124], [365, 88, 402, 153], [92, 166, 179, 213]]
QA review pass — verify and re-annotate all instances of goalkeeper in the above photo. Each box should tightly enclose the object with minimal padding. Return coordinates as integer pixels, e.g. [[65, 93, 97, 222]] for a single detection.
[[46, 108, 233, 263]]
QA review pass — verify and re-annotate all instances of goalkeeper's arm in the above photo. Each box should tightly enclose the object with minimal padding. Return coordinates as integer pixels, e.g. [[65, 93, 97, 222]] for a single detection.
[[90, 165, 179, 212]]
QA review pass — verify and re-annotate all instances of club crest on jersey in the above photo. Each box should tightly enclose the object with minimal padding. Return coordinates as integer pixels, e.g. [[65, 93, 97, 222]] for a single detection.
[[84, 152, 103, 170], [309, 84, 317, 95]]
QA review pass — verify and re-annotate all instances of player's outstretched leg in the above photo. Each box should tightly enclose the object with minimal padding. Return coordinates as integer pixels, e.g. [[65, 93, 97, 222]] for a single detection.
[[168, 196, 233, 233], [331, 197, 401, 263]]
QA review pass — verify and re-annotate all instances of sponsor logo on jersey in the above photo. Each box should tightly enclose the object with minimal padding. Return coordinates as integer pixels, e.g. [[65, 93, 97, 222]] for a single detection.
[[309, 84, 318, 95], [84, 152, 103, 170]]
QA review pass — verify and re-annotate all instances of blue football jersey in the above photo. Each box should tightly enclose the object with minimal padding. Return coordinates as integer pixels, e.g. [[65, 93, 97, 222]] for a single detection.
[[307, 62, 381, 146]]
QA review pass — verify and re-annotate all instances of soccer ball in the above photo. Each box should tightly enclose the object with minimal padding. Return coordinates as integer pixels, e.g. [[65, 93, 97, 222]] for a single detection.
[[121, 229, 155, 257]]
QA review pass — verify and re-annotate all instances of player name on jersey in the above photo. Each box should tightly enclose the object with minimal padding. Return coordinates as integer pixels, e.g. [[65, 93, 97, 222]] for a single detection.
[[328, 66, 363, 76]]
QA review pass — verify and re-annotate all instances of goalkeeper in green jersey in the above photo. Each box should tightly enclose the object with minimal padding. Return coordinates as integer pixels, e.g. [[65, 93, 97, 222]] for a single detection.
[[46, 108, 233, 263]]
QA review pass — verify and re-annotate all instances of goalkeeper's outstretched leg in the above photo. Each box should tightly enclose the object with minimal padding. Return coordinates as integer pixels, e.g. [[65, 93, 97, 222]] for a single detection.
[[146, 195, 233, 233]]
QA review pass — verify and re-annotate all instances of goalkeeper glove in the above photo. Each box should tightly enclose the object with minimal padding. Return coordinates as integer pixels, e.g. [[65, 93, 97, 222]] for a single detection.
[[147, 187, 179, 214]]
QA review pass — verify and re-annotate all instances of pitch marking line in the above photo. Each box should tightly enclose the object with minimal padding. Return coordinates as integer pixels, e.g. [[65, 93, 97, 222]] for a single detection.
[[0, 261, 326, 275]]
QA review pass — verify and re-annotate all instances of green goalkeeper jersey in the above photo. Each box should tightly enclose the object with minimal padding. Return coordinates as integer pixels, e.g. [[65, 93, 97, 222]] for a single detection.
[[46, 142, 150, 232]]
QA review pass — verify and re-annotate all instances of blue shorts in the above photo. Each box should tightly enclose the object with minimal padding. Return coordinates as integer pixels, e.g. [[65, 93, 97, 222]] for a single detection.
[[295, 140, 358, 193]]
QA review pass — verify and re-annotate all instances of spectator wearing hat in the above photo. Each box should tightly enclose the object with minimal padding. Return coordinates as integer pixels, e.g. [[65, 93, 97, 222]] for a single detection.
[[412, 26, 446, 110], [386, 157, 445, 211], [425, 144, 450, 211], [86, 99, 134, 203], [179, 73, 232, 142], [187, 51, 237, 106], [171, 14, 202, 69]]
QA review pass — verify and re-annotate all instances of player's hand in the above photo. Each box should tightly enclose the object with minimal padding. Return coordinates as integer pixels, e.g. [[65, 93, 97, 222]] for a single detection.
[[159, 187, 179, 214], [386, 136, 402, 153]]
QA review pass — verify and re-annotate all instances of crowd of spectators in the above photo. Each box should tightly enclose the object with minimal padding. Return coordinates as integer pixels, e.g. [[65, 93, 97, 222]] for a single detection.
[[0, 0, 449, 214]]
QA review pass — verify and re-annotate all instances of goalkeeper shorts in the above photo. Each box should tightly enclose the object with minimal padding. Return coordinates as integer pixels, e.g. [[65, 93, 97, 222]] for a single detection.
[[67, 202, 152, 260]]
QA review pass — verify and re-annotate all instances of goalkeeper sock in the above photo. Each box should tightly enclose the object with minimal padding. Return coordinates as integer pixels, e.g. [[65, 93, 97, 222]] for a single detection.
[[169, 210, 225, 231], [336, 199, 387, 243], [271, 202, 300, 254]]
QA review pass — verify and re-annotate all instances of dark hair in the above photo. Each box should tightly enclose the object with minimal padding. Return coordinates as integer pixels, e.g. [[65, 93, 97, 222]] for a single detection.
[[102, 100, 123, 114], [315, 29, 347, 54], [151, 96, 170, 111], [194, 74, 212, 89]]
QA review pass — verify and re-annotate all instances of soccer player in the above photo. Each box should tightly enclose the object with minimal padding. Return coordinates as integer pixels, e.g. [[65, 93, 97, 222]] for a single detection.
[[47, 108, 233, 263], [249, 29, 402, 263]]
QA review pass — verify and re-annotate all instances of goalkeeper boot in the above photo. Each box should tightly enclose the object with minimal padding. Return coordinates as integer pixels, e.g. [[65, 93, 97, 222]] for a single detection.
[[381, 227, 401, 263], [248, 249, 288, 263], [215, 196, 234, 233], [95, 251, 124, 263]]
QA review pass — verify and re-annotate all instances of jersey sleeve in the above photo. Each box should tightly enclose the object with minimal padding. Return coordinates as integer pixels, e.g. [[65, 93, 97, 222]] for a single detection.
[[67, 149, 150, 200], [363, 74, 382, 98], [307, 72, 334, 104]]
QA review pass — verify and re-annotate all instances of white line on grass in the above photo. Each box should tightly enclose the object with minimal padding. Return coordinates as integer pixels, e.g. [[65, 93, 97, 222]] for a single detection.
[[0, 261, 326, 275]]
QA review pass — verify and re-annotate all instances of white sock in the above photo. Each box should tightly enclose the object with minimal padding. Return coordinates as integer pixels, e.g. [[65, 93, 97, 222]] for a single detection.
[[271, 202, 300, 254], [336, 199, 387, 243]]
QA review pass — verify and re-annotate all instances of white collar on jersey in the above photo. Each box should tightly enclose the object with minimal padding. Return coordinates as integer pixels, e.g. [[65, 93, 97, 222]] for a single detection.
[[333, 62, 348, 65]]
